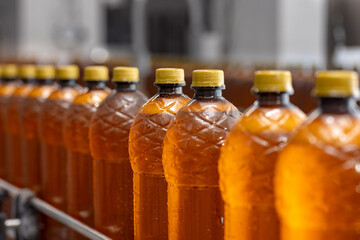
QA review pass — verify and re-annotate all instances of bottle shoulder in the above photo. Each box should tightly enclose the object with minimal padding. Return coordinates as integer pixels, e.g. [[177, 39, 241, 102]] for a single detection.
[[232, 103, 306, 134], [72, 89, 109, 105], [290, 110, 360, 146], [139, 93, 190, 115]]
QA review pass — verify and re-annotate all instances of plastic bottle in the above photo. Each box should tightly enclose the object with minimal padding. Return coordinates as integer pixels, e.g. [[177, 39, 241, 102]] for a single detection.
[[63, 66, 110, 239], [129, 68, 189, 240], [20, 65, 57, 194], [162, 70, 240, 240], [275, 71, 360, 240], [0, 64, 19, 181], [90, 67, 148, 239], [219, 71, 306, 240], [39, 65, 82, 240]]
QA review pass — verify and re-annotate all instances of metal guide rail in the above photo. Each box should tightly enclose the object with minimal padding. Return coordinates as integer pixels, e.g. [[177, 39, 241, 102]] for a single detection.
[[0, 179, 110, 240]]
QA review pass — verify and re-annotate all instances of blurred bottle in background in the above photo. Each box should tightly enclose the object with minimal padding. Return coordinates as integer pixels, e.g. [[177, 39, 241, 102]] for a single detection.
[[40, 65, 82, 240], [219, 71, 306, 240], [20, 65, 57, 194], [90, 67, 148, 240], [163, 70, 240, 240], [63, 66, 110, 240], [6, 65, 36, 186], [0, 64, 18, 181], [129, 68, 189, 240], [276, 71, 360, 240]]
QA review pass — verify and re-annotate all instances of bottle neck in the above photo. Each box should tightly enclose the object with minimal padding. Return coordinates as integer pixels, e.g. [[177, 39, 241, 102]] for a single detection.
[[156, 84, 183, 95], [37, 79, 54, 85], [115, 82, 137, 92], [21, 78, 36, 84], [85, 81, 107, 90], [193, 87, 223, 99], [2, 78, 16, 83], [319, 97, 358, 115], [256, 92, 290, 107], [58, 79, 78, 87]]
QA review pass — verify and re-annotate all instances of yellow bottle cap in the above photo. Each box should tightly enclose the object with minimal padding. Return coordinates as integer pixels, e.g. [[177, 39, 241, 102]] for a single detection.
[[155, 68, 185, 84], [191, 69, 224, 87], [252, 70, 293, 93], [37, 65, 55, 80], [2, 64, 18, 79], [313, 71, 359, 98], [113, 67, 139, 82], [19, 65, 36, 79], [57, 65, 79, 80], [84, 66, 109, 81]]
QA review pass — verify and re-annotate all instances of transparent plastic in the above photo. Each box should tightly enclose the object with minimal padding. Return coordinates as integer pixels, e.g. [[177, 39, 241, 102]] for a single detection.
[[0, 79, 18, 180], [39, 80, 82, 240], [20, 81, 57, 193], [275, 97, 360, 240], [63, 81, 109, 240], [89, 82, 148, 239], [163, 87, 240, 240], [129, 84, 189, 240], [219, 93, 306, 240]]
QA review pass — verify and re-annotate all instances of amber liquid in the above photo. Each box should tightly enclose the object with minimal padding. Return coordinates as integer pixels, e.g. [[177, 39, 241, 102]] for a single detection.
[[63, 87, 109, 240], [276, 106, 360, 240], [40, 84, 81, 240], [219, 100, 306, 240], [163, 96, 240, 240], [90, 87, 148, 239], [20, 84, 56, 194], [129, 91, 189, 240], [0, 81, 17, 180]]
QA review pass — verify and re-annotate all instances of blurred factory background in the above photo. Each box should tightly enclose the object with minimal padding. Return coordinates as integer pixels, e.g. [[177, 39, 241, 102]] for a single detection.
[[0, 0, 360, 112]]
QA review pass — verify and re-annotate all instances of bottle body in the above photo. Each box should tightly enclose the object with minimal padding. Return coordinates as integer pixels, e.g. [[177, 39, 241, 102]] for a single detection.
[[90, 88, 148, 240], [219, 100, 305, 240], [275, 105, 360, 240], [163, 96, 240, 240], [20, 83, 56, 194], [0, 80, 18, 180], [129, 92, 189, 240], [63, 88, 109, 240], [40, 84, 82, 240]]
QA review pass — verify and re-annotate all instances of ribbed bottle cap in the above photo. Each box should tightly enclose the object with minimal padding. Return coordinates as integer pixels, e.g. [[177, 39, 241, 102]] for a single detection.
[[57, 65, 79, 80], [84, 66, 109, 81], [155, 68, 185, 84], [113, 67, 139, 82], [37, 65, 55, 80], [313, 71, 359, 98], [19, 65, 36, 79], [252, 70, 293, 93], [2, 64, 18, 79], [191, 69, 224, 87]]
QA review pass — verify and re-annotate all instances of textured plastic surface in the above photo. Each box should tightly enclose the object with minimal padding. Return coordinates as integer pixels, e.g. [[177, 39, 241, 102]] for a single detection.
[[275, 110, 360, 239], [63, 88, 109, 240], [129, 92, 189, 240], [219, 103, 305, 240], [39, 84, 82, 240], [20, 84, 57, 193], [5, 83, 34, 186], [90, 89, 147, 239]]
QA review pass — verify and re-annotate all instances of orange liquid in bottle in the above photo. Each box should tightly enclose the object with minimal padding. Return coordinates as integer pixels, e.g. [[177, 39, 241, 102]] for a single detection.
[[5, 65, 36, 187], [219, 71, 305, 240], [20, 66, 57, 194], [63, 66, 109, 240], [0, 74, 19, 180], [163, 70, 240, 240], [275, 71, 360, 240], [90, 67, 148, 240], [39, 65, 82, 240], [129, 68, 189, 240]]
